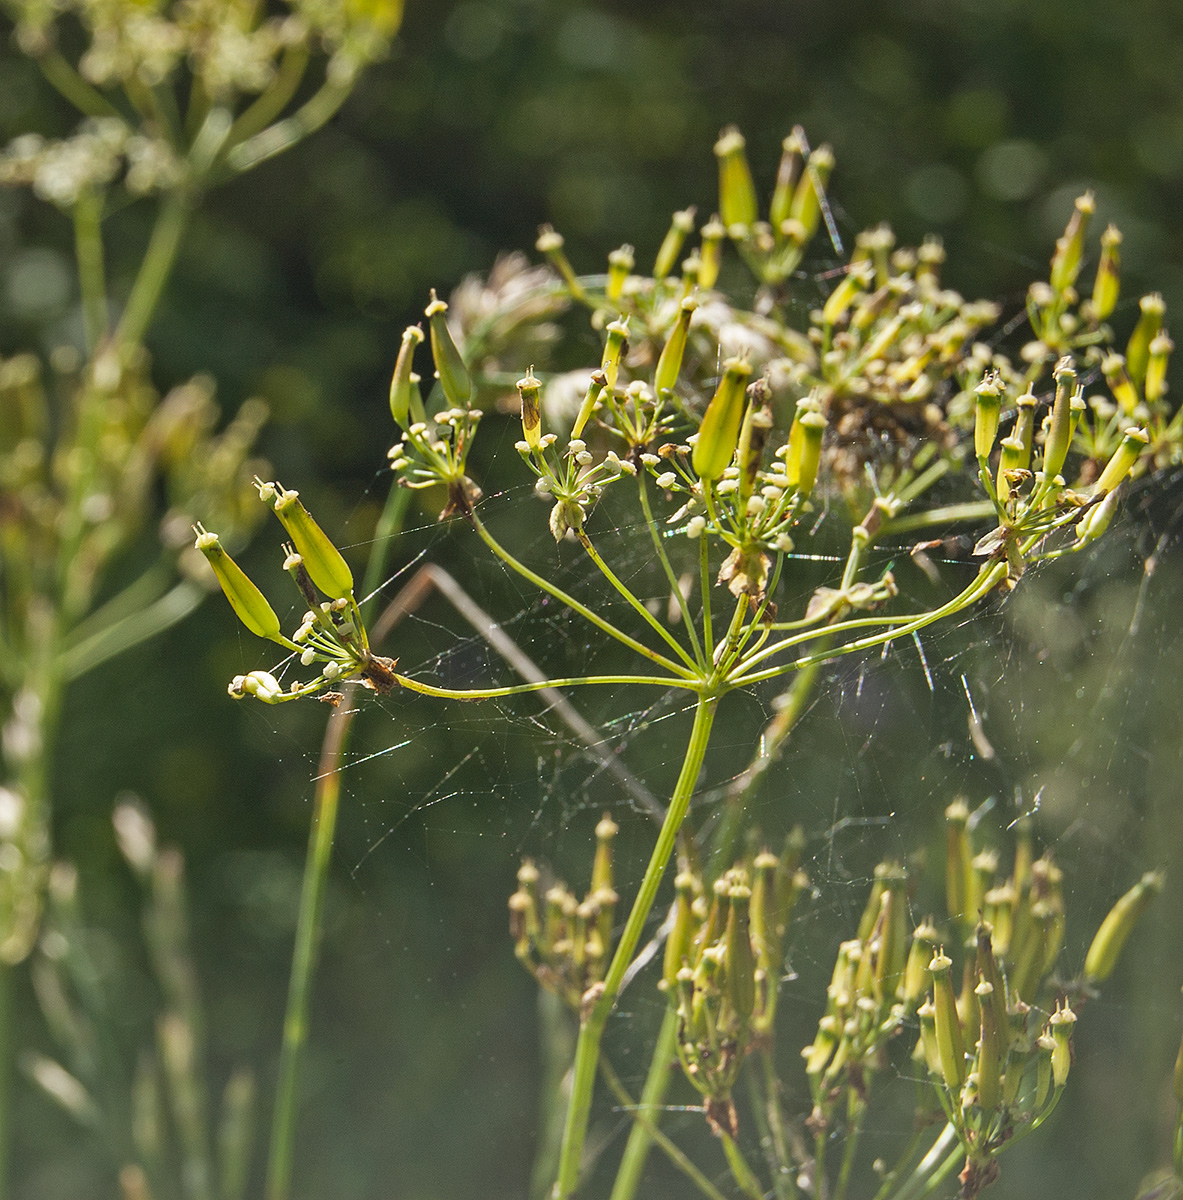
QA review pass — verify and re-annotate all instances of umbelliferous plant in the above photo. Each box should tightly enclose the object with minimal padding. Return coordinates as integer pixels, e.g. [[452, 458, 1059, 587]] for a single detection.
[[197, 126, 1176, 1199]]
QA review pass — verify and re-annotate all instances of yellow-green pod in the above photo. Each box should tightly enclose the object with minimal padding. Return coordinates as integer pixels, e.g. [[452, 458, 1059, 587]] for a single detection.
[[194, 527, 282, 642], [789, 145, 834, 244], [945, 799, 973, 928], [1049, 1003, 1076, 1087], [724, 883, 756, 1027], [389, 325, 424, 428], [1014, 391, 1038, 464], [736, 382, 773, 504], [1094, 427, 1150, 496], [654, 297, 698, 400], [769, 128, 805, 231], [1125, 293, 1165, 390], [804, 1014, 840, 1076], [1101, 353, 1141, 416], [1042, 358, 1076, 479], [240, 669, 285, 703], [692, 356, 753, 480], [606, 244, 634, 305], [975, 980, 1002, 1112], [929, 951, 966, 1091], [1090, 224, 1122, 321], [714, 126, 758, 232], [517, 370, 542, 450], [1075, 488, 1120, 544], [996, 435, 1028, 506], [1049, 192, 1095, 294], [1083, 869, 1163, 983], [975, 924, 1010, 1048], [571, 370, 607, 441], [902, 919, 940, 1009], [698, 216, 726, 290], [663, 871, 698, 990], [536, 225, 588, 304], [750, 850, 779, 974], [1145, 333, 1173, 405], [653, 207, 696, 280], [601, 318, 630, 394], [917, 1000, 941, 1076], [591, 812, 618, 894], [1034, 1033, 1055, 1108], [973, 374, 1004, 460], [822, 260, 874, 327], [425, 292, 472, 408], [794, 410, 827, 499], [267, 484, 354, 601]]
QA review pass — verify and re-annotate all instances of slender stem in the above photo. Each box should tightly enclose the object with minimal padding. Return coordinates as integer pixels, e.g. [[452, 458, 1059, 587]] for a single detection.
[[833, 1097, 865, 1200], [225, 76, 354, 175], [116, 190, 193, 351], [699, 533, 714, 661], [598, 1055, 728, 1200], [887, 1124, 958, 1200], [553, 695, 718, 1199], [395, 672, 697, 701], [637, 478, 703, 663], [608, 1005, 679, 1200], [35, 49, 122, 117], [264, 700, 354, 1200], [469, 509, 696, 679], [225, 44, 311, 151], [73, 188, 108, 353], [530, 990, 578, 1200], [720, 1130, 767, 1200], [882, 500, 997, 536]]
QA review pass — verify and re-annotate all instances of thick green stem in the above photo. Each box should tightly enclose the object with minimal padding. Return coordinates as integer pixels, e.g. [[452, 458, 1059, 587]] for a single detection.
[[264, 700, 353, 1200], [116, 191, 193, 351], [608, 1005, 679, 1200], [720, 1129, 767, 1200], [553, 695, 717, 1199]]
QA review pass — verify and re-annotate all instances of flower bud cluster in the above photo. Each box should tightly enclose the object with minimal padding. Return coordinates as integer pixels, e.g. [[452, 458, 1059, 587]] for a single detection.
[[508, 815, 621, 1012], [663, 836, 807, 1134]]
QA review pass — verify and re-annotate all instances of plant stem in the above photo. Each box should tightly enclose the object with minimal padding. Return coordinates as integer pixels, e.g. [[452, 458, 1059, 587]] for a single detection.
[[720, 1129, 767, 1200], [116, 190, 193, 351], [607, 1004, 679, 1200], [73, 188, 108, 353], [553, 694, 718, 1199], [530, 990, 577, 1200], [637, 477, 702, 663], [264, 699, 354, 1200]]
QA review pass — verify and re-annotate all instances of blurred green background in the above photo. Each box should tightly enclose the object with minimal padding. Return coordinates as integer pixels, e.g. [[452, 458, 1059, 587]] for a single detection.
[[3, 1, 1183, 1198]]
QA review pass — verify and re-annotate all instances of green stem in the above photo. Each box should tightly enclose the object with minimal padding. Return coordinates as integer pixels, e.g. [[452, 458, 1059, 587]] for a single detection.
[[720, 1129, 767, 1200], [73, 188, 108, 353], [636, 477, 703, 664], [225, 44, 311, 151], [469, 509, 695, 679], [264, 700, 354, 1200], [116, 190, 193, 351], [833, 1097, 865, 1200], [530, 990, 578, 1200], [882, 500, 997, 536], [395, 672, 697, 702], [887, 1124, 959, 1200], [608, 1005, 679, 1200], [553, 695, 718, 1199], [225, 76, 354, 175], [35, 50, 121, 117]]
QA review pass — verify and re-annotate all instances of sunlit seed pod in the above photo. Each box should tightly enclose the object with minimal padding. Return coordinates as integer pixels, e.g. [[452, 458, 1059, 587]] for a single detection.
[[794, 410, 827, 499], [973, 373, 1004, 460], [267, 486, 354, 601], [569, 370, 608, 442], [517, 370, 542, 450], [424, 292, 472, 408], [536, 224, 588, 303], [714, 126, 759, 231], [975, 925, 1010, 1046], [750, 851, 780, 974], [876, 867, 909, 1001], [1101, 353, 1141, 416], [606, 244, 634, 305], [724, 884, 756, 1027], [945, 800, 974, 930], [1083, 870, 1164, 983], [1049, 191, 1095, 294], [1042, 358, 1077, 479], [736, 383, 773, 504], [929, 951, 966, 1091], [917, 1000, 941, 1076], [654, 298, 697, 400], [1145, 333, 1174, 405], [698, 216, 726, 290], [769, 128, 806, 230], [975, 980, 1002, 1113], [956, 959, 980, 1042], [663, 871, 698, 990], [194, 527, 282, 642], [822, 260, 875, 327], [1090, 224, 1122, 321], [790, 145, 834, 244], [804, 1014, 840, 1076], [1126, 293, 1166, 390], [600, 318, 630, 394], [653, 207, 696, 280], [1034, 1033, 1056, 1108], [995, 436, 1028, 506], [1049, 1003, 1076, 1088], [902, 919, 940, 1009], [591, 813, 618, 895], [240, 670, 284, 703], [692, 356, 753, 480], [389, 325, 425, 428], [1094, 427, 1150, 496], [1014, 391, 1038, 463]]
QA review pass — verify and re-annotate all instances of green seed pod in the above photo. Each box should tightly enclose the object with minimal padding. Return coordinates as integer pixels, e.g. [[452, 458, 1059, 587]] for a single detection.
[[697, 216, 726, 290], [1094, 427, 1150, 496], [240, 670, 284, 703], [917, 1000, 941, 1076], [822, 260, 874, 327], [804, 1014, 840, 1076], [975, 979, 1002, 1113], [975, 925, 1010, 1049], [654, 298, 698, 400], [1075, 488, 1120, 544], [875, 867, 909, 1001], [1101, 353, 1140, 416], [945, 799, 974, 929], [724, 884, 756, 1028], [714, 126, 758, 232], [653, 208, 696, 280], [973, 373, 1004, 460], [591, 813, 618, 895], [929, 951, 966, 1091], [425, 292, 472, 409], [600, 318, 630, 394], [1125, 293, 1166, 390], [996, 435, 1029, 506], [606, 244, 634, 305], [1083, 869, 1164, 983], [1090, 224, 1122, 321], [517, 370, 542, 450], [789, 145, 834, 245], [736, 382, 773, 505], [769, 128, 805, 231], [983, 885, 1015, 956], [1034, 1033, 1056, 1109], [793, 410, 827, 499], [664, 871, 698, 990], [571, 370, 607, 441], [194, 527, 282, 641], [389, 325, 425, 428], [902, 919, 940, 1009], [750, 850, 780, 975], [536, 225, 589, 304], [1014, 391, 1038, 465], [1049, 192, 1095, 294], [1048, 1004, 1076, 1088], [266, 484, 354, 601], [692, 356, 753, 480], [1042, 358, 1076, 479], [1145, 333, 1173, 405]]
